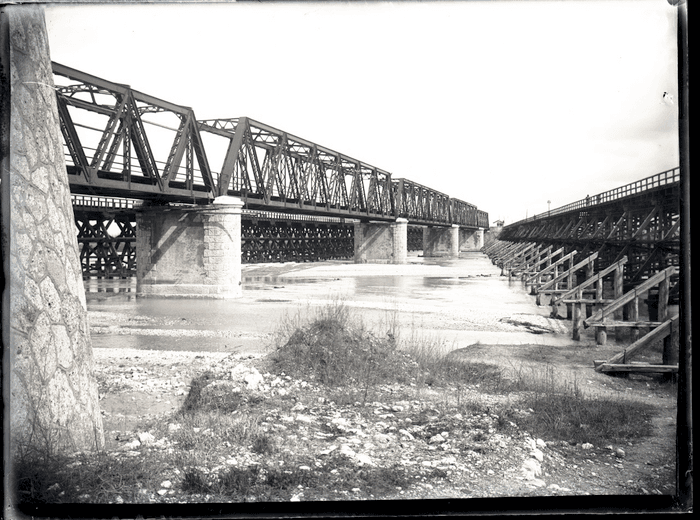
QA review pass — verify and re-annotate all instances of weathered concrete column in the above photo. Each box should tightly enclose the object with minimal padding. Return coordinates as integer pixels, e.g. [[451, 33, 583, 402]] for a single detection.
[[423, 225, 460, 257], [2, 5, 104, 456], [135, 196, 244, 298], [459, 228, 485, 251], [354, 218, 408, 264]]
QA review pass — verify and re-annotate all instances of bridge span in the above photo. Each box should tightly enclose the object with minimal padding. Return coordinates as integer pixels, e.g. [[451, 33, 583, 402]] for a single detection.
[[492, 167, 680, 286], [485, 168, 681, 367], [54, 62, 488, 226], [56, 63, 488, 292]]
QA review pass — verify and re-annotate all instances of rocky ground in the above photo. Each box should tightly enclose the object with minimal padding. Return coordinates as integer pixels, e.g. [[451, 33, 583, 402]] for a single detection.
[[92, 338, 678, 505]]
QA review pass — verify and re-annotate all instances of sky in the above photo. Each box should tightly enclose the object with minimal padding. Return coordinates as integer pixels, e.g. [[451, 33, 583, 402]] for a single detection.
[[44, 0, 680, 226]]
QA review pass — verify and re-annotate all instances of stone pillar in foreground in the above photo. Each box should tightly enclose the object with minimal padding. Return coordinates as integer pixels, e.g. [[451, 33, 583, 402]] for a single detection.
[[423, 225, 460, 257], [135, 196, 244, 298], [354, 218, 408, 264], [2, 5, 104, 456]]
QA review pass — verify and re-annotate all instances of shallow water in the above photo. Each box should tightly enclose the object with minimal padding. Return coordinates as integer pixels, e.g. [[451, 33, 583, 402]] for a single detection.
[[87, 252, 576, 353]]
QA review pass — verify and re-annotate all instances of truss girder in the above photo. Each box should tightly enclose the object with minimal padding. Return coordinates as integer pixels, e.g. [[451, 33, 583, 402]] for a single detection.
[[54, 63, 488, 226], [241, 219, 354, 264], [498, 171, 680, 285], [199, 117, 395, 219], [54, 62, 215, 201]]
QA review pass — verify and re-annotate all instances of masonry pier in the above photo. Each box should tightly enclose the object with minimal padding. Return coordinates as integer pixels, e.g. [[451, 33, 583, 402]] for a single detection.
[[460, 228, 484, 251], [423, 225, 460, 257], [422, 226, 484, 257], [353, 218, 408, 264], [135, 196, 244, 298]]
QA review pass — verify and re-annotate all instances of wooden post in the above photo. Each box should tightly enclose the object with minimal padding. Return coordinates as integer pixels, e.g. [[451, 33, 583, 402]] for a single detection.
[[567, 269, 575, 291], [657, 276, 669, 322], [572, 302, 582, 341], [662, 317, 679, 382], [630, 293, 640, 342], [550, 301, 559, 319], [614, 267, 625, 342], [596, 326, 608, 345]]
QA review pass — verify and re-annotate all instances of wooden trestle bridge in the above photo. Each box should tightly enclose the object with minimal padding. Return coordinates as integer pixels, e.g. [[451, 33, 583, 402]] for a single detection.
[[55, 62, 487, 277], [484, 168, 681, 376]]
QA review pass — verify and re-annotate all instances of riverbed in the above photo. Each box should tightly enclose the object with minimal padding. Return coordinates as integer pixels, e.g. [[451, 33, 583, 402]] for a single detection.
[[87, 251, 585, 355]]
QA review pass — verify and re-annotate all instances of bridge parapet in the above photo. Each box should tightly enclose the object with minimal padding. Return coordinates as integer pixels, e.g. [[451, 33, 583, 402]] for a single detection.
[[506, 167, 680, 228]]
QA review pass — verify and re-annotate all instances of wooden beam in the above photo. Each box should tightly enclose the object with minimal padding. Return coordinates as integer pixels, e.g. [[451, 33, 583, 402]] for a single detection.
[[539, 252, 598, 292], [591, 320, 664, 328], [599, 364, 678, 373], [594, 316, 678, 371], [584, 266, 678, 327], [553, 256, 627, 305]]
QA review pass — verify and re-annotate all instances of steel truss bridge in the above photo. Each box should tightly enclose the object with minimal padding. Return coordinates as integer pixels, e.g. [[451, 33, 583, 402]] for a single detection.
[[55, 62, 487, 277], [54, 64, 487, 221], [495, 168, 681, 289]]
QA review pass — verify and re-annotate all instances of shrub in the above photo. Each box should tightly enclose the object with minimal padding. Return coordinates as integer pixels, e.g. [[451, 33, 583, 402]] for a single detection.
[[269, 301, 402, 400]]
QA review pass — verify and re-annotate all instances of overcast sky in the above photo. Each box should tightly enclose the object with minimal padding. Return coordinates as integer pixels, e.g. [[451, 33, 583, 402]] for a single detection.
[[45, 0, 680, 225]]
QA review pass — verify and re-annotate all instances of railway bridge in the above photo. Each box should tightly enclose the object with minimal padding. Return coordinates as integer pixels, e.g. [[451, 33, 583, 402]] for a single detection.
[[55, 63, 489, 295]]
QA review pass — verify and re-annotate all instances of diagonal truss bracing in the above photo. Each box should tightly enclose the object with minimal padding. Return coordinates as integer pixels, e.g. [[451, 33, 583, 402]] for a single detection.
[[54, 63, 216, 201], [198, 117, 394, 219], [53, 63, 488, 227]]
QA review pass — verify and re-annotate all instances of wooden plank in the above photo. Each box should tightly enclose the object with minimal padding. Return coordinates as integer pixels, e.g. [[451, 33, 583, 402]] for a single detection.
[[561, 299, 615, 304], [528, 246, 563, 272], [591, 321, 664, 328], [584, 266, 678, 327], [524, 248, 572, 284], [599, 364, 678, 373], [539, 252, 599, 292], [595, 316, 678, 370], [505, 242, 536, 263], [553, 256, 628, 305]]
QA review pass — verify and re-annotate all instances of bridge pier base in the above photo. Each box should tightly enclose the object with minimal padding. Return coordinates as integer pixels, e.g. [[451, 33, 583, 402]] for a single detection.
[[354, 218, 408, 264], [423, 225, 460, 257], [459, 228, 484, 251], [135, 196, 244, 298]]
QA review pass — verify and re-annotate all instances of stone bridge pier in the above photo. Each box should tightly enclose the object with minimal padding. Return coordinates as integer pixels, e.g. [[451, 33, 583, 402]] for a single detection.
[[135, 196, 244, 298], [353, 218, 408, 264], [459, 228, 484, 251], [423, 225, 460, 257], [422, 226, 485, 257]]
